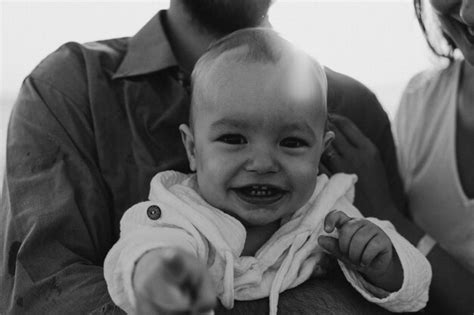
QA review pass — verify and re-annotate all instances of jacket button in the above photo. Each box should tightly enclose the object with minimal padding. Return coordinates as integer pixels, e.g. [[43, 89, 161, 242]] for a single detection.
[[147, 205, 161, 220]]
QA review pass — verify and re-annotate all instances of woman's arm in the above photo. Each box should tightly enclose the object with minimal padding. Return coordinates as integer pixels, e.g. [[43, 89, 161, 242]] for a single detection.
[[323, 115, 474, 313]]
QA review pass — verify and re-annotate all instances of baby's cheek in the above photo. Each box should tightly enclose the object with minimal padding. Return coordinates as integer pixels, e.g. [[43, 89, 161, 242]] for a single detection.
[[202, 154, 239, 175], [197, 145, 239, 171], [195, 153, 238, 195], [294, 168, 318, 200]]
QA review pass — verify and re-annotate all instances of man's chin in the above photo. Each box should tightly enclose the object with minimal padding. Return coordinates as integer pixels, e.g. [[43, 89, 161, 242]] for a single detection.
[[180, 0, 272, 34]]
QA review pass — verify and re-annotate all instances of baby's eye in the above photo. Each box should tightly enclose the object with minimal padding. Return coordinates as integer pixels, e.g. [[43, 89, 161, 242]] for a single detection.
[[280, 137, 308, 148], [216, 134, 247, 145]]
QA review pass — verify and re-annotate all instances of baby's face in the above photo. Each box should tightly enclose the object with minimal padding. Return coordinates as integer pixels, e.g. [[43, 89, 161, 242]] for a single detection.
[[181, 58, 332, 226]]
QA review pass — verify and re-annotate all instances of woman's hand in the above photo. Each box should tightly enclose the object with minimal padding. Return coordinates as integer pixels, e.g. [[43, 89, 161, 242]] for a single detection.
[[133, 247, 216, 315], [321, 114, 395, 218]]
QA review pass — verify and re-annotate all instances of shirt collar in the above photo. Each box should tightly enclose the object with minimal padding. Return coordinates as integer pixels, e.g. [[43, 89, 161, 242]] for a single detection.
[[113, 10, 178, 79]]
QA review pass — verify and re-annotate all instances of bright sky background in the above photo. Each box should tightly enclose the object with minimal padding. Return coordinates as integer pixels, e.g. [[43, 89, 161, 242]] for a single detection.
[[1, 0, 438, 167]]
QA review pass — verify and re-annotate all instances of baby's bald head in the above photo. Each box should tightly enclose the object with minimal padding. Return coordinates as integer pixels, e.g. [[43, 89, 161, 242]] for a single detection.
[[179, 29, 334, 223], [189, 28, 328, 130]]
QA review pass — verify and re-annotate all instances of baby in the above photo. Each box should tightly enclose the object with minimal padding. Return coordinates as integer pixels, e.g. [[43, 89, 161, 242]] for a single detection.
[[104, 28, 431, 315]]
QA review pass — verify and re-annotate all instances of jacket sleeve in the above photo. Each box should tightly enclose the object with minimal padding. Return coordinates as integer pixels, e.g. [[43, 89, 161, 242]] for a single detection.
[[0, 74, 124, 314], [104, 200, 205, 313], [334, 199, 431, 312]]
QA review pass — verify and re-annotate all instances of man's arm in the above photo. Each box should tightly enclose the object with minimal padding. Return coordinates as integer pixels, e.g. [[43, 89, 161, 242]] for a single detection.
[[0, 75, 123, 314], [325, 67, 407, 215], [215, 268, 390, 314]]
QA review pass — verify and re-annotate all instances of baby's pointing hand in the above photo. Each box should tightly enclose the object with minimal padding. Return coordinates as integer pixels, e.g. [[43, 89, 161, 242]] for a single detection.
[[134, 247, 216, 315], [318, 210, 402, 292]]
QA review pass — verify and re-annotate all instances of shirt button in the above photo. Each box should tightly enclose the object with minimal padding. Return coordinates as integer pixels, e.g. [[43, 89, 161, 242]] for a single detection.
[[147, 205, 161, 220]]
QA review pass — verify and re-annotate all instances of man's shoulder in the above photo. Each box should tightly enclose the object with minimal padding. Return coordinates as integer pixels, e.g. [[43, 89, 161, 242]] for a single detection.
[[28, 38, 129, 99], [325, 67, 381, 114], [325, 67, 373, 95], [325, 67, 388, 133]]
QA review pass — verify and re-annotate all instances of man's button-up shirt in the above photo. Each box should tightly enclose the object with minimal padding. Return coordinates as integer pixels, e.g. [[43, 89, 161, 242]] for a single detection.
[[0, 10, 402, 314]]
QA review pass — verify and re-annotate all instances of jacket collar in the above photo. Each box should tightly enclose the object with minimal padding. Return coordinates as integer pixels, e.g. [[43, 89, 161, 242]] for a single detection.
[[113, 10, 178, 79]]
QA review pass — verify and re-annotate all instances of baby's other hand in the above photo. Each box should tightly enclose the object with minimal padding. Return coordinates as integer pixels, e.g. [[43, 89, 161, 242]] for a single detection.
[[133, 247, 216, 315], [318, 210, 402, 292]]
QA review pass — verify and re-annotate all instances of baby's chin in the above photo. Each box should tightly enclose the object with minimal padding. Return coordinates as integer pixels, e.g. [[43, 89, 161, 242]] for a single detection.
[[231, 210, 292, 227]]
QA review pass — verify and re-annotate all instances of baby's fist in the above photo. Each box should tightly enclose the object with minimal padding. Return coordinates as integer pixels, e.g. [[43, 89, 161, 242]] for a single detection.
[[133, 247, 216, 314], [318, 210, 402, 291]]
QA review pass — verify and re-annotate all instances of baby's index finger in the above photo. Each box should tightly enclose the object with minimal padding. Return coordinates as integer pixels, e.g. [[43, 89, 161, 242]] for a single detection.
[[324, 210, 352, 232], [162, 250, 188, 282]]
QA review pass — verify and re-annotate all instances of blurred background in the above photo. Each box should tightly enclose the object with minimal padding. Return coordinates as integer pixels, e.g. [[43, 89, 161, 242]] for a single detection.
[[1, 0, 437, 175]]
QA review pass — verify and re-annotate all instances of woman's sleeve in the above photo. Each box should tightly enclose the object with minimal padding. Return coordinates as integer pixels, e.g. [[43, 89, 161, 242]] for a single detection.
[[394, 73, 425, 192]]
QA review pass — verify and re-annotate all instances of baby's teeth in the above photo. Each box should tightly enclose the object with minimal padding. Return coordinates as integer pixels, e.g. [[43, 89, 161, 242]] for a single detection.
[[249, 189, 271, 196]]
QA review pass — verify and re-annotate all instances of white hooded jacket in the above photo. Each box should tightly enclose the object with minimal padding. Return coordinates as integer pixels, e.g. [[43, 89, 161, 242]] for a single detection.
[[104, 171, 431, 314]]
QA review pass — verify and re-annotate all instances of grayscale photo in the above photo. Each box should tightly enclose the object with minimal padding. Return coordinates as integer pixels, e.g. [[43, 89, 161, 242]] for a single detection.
[[1, 1, 473, 314]]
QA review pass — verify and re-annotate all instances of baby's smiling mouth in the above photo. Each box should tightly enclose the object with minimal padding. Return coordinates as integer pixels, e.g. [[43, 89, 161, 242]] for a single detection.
[[233, 184, 287, 205]]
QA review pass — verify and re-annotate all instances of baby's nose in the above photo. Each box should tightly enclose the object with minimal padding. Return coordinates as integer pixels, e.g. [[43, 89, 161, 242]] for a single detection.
[[244, 148, 280, 174]]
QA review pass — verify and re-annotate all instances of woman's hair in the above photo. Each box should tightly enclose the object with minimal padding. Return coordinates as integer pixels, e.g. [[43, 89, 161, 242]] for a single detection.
[[414, 0, 457, 61]]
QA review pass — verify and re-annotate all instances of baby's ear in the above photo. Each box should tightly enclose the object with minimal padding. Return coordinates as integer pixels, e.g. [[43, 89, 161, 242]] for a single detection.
[[323, 130, 335, 149], [179, 124, 197, 171]]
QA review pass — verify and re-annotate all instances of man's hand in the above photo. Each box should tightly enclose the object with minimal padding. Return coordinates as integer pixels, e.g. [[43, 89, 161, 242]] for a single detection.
[[321, 114, 394, 218], [133, 247, 216, 315], [318, 210, 403, 292]]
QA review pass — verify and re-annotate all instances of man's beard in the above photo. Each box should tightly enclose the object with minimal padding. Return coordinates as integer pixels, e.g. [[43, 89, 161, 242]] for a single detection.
[[180, 0, 272, 35]]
